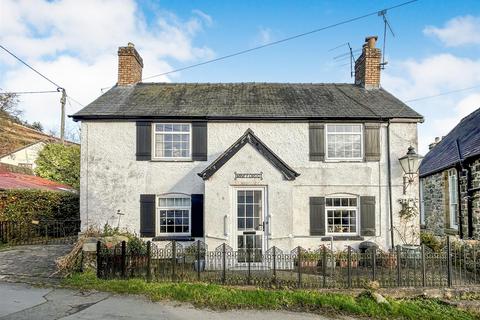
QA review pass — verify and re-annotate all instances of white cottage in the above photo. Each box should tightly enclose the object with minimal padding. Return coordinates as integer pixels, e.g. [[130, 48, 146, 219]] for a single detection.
[[72, 36, 423, 252]]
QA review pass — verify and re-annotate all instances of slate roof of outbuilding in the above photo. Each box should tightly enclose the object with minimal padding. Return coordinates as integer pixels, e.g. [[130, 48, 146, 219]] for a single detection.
[[419, 107, 480, 177], [71, 83, 423, 120]]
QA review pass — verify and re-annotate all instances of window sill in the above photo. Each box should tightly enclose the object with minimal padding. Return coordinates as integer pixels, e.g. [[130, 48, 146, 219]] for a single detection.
[[324, 159, 364, 163], [150, 159, 193, 162], [322, 236, 364, 241], [444, 228, 459, 235], [152, 236, 195, 241]]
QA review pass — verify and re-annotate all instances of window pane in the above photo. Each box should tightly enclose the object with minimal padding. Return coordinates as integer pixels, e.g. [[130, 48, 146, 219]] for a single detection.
[[238, 205, 245, 217], [326, 198, 332, 206], [238, 191, 245, 203]]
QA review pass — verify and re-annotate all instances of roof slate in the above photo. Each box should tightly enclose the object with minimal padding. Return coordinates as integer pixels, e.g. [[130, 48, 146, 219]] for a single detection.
[[71, 83, 422, 120], [419, 107, 480, 177]]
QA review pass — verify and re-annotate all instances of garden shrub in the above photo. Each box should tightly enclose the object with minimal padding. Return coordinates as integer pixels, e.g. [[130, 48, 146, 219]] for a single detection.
[[420, 232, 444, 252], [0, 189, 79, 222]]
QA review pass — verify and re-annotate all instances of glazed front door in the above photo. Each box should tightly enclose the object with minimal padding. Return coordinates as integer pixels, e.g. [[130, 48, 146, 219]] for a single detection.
[[235, 188, 266, 263]]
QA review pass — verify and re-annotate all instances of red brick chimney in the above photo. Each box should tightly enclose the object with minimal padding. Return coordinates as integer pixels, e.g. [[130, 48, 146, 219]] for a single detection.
[[354, 36, 382, 89], [117, 42, 143, 86]]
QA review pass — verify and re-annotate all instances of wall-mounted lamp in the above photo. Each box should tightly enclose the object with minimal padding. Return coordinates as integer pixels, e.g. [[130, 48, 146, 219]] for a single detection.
[[398, 146, 423, 195]]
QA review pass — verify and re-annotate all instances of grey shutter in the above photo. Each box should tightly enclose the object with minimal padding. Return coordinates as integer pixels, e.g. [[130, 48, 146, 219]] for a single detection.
[[191, 194, 204, 237], [360, 196, 376, 236], [309, 123, 325, 161], [136, 121, 151, 161], [140, 194, 155, 237], [192, 122, 207, 161], [364, 123, 381, 161], [310, 197, 325, 236]]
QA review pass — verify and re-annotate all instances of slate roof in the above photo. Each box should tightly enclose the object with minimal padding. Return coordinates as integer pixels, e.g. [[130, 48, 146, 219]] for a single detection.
[[419, 107, 480, 177], [198, 128, 300, 181], [71, 83, 422, 121]]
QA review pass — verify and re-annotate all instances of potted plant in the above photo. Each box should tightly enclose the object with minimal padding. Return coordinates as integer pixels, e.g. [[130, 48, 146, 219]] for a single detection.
[[337, 250, 358, 268]]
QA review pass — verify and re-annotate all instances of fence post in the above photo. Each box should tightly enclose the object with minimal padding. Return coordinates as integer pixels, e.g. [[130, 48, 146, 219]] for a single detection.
[[347, 246, 352, 288], [372, 247, 376, 282], [447, 236, 452, 287], [396, 245, 401, 287], [96, 241, 101, 279], [272, 246, 277, 284], [121, 241, 126, 279], [172, 240, 176, 281], [196, 240, 201, 281], [146, 241, 151, 282], [297, 247, 302, 288], [322, 246, 327, 288], [222, 243, 226, 284], [421, 244, 426, 287], [474, 245, 477, 284], [247, 247, 251, 285]]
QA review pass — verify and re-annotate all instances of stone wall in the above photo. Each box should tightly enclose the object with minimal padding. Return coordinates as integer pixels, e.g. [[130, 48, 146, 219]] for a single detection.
[[471, 158, 480, 238], [422, 172, 446, 235]]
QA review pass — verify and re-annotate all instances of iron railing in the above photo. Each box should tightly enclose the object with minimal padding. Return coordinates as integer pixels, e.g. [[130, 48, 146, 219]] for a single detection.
[[96, 237, 480, 288], [0, 220, 80, 245]]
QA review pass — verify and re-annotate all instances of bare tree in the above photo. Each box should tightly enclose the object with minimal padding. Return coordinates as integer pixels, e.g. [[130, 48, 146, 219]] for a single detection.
[[0, 91, 23, 119]]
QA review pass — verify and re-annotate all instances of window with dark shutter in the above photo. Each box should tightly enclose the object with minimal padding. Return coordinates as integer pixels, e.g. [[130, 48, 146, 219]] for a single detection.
[[360, 196, 376, 236], [192, 122, 207, 161], [310, 197, 325, 236], [140, 194, 155, 237], [309, 123, 325, 161], [136, 122, 152, 161], [364, 123, 381, 161], [191, 194, 204, 237]]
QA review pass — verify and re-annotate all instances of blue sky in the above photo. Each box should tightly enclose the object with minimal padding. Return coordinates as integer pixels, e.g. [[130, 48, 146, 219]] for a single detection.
[[1, 0, 480, 153]]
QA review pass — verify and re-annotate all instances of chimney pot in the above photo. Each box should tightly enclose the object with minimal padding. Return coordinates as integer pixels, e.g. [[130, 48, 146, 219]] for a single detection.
[[117, 42, 143, 86], [365, 36, 378, 48]]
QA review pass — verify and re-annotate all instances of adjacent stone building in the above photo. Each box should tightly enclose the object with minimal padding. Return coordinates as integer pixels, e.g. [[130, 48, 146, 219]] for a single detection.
[[419, 107, 480, 238]]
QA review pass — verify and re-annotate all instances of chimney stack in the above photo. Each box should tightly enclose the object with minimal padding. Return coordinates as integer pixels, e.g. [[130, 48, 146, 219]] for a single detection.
[[354, 36, 382, 89], [117, 42, 143, 86]]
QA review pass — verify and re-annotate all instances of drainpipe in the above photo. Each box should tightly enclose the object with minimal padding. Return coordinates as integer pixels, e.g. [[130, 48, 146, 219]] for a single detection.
[[386, 120, 395, 249]]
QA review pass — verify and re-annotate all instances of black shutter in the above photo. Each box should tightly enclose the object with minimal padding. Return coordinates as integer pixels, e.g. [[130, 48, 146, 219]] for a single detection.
[[364, 123, 381, 161], [309, 123, 325, 161], [191, 194, 204, 237], [310, 197, 325, 236], [192, 122, 207, 161], [360, 196, 376, 236], [140, 194, 155, 237], [136, 121, 151, 161]]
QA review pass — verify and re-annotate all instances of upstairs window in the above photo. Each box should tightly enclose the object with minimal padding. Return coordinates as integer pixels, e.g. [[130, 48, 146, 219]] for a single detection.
[[448, 169, 458, 229], [153, 123, 191, 160], [326, 124, 363, 160]]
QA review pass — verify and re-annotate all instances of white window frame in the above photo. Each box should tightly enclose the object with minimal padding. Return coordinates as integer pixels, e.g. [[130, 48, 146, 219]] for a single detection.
[[152, 123, 192, 161], [156, 194, 191, 236], [325, 195, 360, 236], [325, 124, 363, 161], [447, 169, 458, 229]]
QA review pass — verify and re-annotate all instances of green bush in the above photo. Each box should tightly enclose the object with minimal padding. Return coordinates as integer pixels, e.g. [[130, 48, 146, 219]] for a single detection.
[[420, 232, 444, 252], [0, 189, 79, 222]]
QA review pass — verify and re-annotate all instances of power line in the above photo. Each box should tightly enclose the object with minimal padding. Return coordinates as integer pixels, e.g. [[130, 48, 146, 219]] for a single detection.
[[0, 90, 59, 95], [404, 84, 480, 103], [0, 45, 63, 90], [143, 0, 419, 80], [66, 95, 85, 107]]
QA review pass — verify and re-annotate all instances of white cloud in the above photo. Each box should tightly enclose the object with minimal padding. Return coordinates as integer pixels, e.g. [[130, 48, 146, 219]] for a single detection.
[[0, 0, 214, 136], [424, 15, 480, 47], [256, 27, 273, 45], [192, 9, 213, 26], [383, 54, 480, 154]]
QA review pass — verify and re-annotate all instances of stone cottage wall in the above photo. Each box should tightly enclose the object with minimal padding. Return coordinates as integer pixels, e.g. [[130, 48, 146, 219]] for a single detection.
[[471, 159, 480, 238], [422, 172, 446, 235]]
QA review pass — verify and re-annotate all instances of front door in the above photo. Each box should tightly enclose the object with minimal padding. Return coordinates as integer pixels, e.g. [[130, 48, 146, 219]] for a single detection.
[[235, 187, 266, 263]]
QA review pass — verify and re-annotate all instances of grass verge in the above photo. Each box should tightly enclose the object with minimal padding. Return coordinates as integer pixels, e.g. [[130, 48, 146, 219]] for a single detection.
[[63, 272, 477, 320]]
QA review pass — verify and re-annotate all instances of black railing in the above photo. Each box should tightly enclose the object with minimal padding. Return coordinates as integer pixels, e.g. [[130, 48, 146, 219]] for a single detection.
[[96, 237, 480, 288], [0, 220, 80, 245]]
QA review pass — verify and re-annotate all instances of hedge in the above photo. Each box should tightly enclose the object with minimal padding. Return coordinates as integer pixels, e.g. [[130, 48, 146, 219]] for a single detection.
[[0, 189, 79, 222]]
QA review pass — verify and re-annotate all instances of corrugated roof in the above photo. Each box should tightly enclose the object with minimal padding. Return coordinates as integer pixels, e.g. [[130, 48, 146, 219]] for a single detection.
[[419, 107, 480, 177], [0, 171, 74, 192], [71, 83, 423, 120]]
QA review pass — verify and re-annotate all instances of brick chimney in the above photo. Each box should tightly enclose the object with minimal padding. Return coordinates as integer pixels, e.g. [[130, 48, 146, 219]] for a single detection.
[[354, 36, 382, 89], [117, 42, 143, 86]]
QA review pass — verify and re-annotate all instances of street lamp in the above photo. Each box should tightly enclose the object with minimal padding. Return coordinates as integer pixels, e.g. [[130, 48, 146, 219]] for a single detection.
[[398, 146, 423, 195]]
